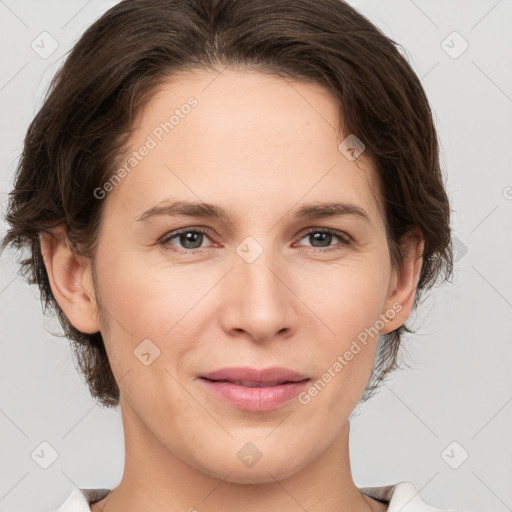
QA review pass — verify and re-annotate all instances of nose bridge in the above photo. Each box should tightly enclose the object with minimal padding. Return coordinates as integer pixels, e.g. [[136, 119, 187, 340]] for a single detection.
[[239, 243, 280, 296], [222, 234, 292, 341]]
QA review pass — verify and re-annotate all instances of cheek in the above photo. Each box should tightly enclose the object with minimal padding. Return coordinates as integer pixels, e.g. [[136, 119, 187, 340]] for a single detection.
[[94, 263, 198, 409], [294, 256, 390, 400], [95, 254, 214, 374], [298, 256, 391, 334], [96, 252, 184, 331]]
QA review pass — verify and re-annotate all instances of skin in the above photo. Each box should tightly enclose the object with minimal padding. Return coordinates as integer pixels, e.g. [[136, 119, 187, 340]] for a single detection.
[[41, 68, 423, 512]]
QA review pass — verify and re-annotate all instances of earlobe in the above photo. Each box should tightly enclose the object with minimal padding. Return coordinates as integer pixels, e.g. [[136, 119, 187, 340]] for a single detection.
[[380, 229, 424, 335], [40, 224, 100, 334]]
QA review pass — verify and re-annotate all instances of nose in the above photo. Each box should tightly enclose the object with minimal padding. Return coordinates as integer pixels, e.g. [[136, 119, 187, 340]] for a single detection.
[[219, 244, 296, 343]]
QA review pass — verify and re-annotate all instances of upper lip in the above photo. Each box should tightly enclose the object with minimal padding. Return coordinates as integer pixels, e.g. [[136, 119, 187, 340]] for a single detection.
[[200, 366, 310, 385]]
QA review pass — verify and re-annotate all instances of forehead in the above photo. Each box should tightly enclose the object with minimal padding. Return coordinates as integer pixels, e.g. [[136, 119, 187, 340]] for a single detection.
[[103, 68, 383, 227]]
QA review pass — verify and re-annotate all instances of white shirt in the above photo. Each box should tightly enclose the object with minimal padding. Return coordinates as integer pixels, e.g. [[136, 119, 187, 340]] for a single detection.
[[54, 481, 466, 511]]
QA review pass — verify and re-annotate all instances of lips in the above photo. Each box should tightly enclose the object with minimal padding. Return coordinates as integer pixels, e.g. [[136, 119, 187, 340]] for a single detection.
[[198, 366, 311, 412], [199, 366, 310, 386]]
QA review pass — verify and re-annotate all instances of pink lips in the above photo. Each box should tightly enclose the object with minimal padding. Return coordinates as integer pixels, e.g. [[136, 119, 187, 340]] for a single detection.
[[198, 366, 310, 412]]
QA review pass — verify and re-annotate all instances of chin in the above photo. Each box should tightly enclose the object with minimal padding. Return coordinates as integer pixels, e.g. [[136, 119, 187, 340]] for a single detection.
[[193, 445, 313, 485]]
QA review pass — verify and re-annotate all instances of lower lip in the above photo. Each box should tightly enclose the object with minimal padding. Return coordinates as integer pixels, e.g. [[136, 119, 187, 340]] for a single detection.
[[199, 378, 310, 412]]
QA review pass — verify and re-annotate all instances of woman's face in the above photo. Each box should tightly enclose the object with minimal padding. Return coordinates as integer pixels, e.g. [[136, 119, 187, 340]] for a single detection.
[[88, 68, 411, 482]]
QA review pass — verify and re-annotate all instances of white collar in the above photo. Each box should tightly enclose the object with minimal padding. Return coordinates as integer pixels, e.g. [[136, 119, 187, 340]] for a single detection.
[[57, 481, 457, 511]]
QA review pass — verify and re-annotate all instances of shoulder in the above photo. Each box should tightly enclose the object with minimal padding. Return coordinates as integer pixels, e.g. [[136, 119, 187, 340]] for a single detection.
[[360, 480, 475, 512], [51, 489, 110, 512]]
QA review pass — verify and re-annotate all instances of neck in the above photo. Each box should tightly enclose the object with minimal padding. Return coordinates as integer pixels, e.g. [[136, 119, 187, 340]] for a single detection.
[[93, 401, 383, 512]]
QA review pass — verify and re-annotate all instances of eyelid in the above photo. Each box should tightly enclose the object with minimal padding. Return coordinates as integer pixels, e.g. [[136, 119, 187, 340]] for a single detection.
[[159, 226, 217, 249], [297, 227, 351, 243], [293, 227, 352, 252]]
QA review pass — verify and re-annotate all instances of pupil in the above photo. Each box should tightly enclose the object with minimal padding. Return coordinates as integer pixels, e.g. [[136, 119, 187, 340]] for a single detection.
[[312, 232, 331, 247], [182, 232, 202, 249]]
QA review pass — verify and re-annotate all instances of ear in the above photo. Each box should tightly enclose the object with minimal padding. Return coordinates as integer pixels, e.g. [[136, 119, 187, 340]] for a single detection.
[[39, 224, 100, 334], [380, 227, 424, 334]]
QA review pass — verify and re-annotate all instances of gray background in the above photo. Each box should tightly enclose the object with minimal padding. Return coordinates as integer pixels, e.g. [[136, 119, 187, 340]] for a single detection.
[[1, 1, 511, 510]]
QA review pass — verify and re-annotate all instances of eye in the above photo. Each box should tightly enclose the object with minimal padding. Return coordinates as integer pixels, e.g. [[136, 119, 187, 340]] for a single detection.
[[294, 228, 351, 252], [160, 227, 351, 254], [160, 228, 216, 253]]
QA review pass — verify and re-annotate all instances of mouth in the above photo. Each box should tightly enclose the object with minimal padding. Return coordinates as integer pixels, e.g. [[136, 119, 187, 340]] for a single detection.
[[197, 367, 311, 412]]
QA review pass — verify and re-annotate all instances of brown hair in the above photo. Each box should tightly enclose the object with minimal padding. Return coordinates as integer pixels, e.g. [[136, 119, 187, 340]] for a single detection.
[[1, 0, 453, 407]]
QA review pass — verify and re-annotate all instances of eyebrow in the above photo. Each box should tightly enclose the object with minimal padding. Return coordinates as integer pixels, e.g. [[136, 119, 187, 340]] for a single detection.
[[136, 200, 370, 224]]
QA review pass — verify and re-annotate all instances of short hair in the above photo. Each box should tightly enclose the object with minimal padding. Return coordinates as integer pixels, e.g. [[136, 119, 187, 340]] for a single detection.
[[1, 0, 453, 407]]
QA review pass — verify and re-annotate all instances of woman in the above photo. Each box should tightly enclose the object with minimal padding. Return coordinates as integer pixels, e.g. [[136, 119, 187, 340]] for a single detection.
[[2, 0, 458, 510]]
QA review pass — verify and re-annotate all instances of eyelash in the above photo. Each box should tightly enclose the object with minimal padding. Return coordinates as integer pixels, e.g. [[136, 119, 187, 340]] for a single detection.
[[159, 227, 351, 255]]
